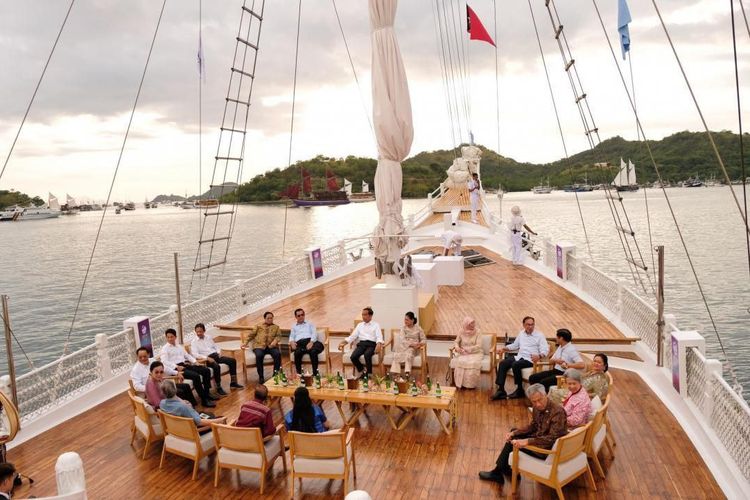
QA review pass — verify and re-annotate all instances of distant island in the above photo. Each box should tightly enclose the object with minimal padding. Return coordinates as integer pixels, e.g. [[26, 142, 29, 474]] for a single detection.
[[0, 190, 44, 210], [220, 130, 748, 202]]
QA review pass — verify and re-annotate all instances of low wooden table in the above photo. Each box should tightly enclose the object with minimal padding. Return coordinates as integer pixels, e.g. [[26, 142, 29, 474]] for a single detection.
[[216, 340, 248, 382], [266, 384, 457, 435]]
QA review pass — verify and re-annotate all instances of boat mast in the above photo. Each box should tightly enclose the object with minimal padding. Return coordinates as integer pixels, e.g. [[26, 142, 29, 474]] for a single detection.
[[656, 245, 665, 367], [1, 295, 18, 407], [173, 253, 184, 344]]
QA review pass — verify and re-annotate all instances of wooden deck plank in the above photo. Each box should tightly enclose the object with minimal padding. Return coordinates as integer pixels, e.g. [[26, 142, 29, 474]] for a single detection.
[[416, 209, 488, 228], [221, 246, 628, 343], [6, 359, 725, 499]]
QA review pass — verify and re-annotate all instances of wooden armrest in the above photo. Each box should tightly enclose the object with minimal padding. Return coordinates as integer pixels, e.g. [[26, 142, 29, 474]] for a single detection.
[[521, 444, 555, 455], [337, 342, 346, 352], [195, 359, 207, 366], [197, 425, 211, 433], [345, 427, 355, 445]]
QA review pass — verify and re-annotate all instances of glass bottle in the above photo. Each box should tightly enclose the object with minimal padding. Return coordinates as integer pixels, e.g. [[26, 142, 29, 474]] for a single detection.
[[385, 373, 392, 391], [410, 380, 418, 397], [337, 371, 345, 390], [435, 382, 442, 398], [426, 376, 432, 392]]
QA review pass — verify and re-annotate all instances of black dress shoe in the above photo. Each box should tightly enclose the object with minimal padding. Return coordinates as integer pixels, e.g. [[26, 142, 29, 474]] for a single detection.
[[230, 382, 244, 389], [508, 389, 525, 399], [217, 387, 228, 396], [478, 470, 504, 484], [202, 400, 216, 408], [491, 390, 507, 401]]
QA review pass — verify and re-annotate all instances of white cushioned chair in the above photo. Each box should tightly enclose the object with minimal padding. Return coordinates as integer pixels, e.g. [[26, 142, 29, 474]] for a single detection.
[[288, 428, 356, 497], [239, 329, 288, 381], [128, 391, 163, 459], [448, 333, 497, 381], [158, 411, 216, 480], [290, 327, 332, 376], [339, 329, 388, 377], [211, 422, 287, 492], [382, 328, 428, 381], [509, 424, 596, 499], [585, 396, 611, 478]]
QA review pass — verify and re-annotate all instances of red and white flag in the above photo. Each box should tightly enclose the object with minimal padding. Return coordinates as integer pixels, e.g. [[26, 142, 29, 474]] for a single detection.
[[466, 5, 495, 47]]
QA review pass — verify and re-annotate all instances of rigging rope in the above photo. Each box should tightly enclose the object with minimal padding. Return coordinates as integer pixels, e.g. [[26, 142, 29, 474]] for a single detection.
[[590, 0, 742, 392], [526, 0, 593, 261], [61, 0, 168, 357], [649, 0, 749, 237], [731, 0, 750, 279], [431, 0, 460, 157], [740, 0, 750, 39], [0, 310, 36, 372], [436, 1, 466, 146], [282, 0, 303, 258], [331, 0, 375, 142], [0, 0, 76, 184]]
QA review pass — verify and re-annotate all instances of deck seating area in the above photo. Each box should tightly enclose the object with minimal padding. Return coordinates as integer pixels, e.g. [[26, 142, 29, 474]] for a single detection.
[[218, 247, 632, 344], [8, 355, 724, 499]]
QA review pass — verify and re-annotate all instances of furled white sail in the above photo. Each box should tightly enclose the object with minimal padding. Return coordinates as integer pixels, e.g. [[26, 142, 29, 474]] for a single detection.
[[370, 0, 413, 275]]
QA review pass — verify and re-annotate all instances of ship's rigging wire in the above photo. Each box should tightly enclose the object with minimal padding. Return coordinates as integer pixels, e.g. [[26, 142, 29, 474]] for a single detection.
[[281, 0, 303, 259], [196, 0, 205, 295], [731, 0, 750, 279], [0, 0, 76, 184], [61, 0, 169, 357], [431, 1, 460, 158], [0, 312, 36, 372], [492, 0, 500, 155], [526, 0, 593, 262], [740, 0, 750, 39], [589, 0, 743, 392], [331, 0, 375, 142], [543, 0, 650, 292], [649, 1, 750, 238]]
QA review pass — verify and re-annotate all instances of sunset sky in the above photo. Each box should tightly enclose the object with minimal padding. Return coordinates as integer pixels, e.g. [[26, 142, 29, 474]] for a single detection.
[[0, 0, 747, 201]]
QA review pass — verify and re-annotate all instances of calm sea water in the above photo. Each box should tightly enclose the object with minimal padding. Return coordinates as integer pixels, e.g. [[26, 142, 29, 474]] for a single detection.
[[1, 188, 748, 392]]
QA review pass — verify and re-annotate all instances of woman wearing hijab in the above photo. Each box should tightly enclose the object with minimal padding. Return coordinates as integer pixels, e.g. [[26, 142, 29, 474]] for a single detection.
[[449, 317, 484, 388]]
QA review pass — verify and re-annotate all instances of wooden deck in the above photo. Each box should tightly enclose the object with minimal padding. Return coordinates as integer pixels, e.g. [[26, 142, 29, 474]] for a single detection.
[[417, 209, 488, 228], [221, 247, 630, 343], [7, 357, 724, 499]]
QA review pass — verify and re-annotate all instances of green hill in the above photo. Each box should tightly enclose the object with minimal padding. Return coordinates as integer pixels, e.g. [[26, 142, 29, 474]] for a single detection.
[[0, 190, 44, 210], [228, 130, 749, 202]]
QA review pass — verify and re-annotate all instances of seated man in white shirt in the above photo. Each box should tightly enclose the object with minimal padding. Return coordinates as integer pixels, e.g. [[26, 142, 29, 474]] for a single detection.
[[528, 328, 585, 391], [493, 316, 549, 400], [160, 328, 215, 408], [129, 346, 152, 395], [340, 307, 383, 377], [290, 308, 325, 375], [191, 322, 243, 395]]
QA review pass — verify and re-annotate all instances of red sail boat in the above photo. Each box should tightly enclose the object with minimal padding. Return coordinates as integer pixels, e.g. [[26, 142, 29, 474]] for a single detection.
[[291, 167, 350, 206]]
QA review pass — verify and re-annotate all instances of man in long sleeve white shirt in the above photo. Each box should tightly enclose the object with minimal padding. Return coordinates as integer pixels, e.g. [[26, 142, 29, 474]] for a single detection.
[[129, 347, 152, 393], [341, 307, 383, 376], [160, 328, 215, 407], [493, 316, 549, 400], [467, 172, 480, 224], [191, 323, 243, 394], [289, 308, 325, 375]]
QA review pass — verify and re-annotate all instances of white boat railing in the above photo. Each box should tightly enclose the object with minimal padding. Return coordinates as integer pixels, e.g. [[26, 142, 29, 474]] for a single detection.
[[9, 239, 372, 422], [543, 241, 750, 482]]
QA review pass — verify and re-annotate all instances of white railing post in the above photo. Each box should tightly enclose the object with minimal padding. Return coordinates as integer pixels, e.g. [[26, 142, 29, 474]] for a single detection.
[[702, 359, 722, 419], [95, 333, 112, 381]]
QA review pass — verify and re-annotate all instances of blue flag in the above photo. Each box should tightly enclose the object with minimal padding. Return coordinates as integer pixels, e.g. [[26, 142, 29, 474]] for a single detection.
[[618, 0, 632, 60]]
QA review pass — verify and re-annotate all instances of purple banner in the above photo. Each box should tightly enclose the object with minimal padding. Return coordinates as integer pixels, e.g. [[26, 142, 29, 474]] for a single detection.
[[311, 248, 323, 279], [137, 318, 153, 356]]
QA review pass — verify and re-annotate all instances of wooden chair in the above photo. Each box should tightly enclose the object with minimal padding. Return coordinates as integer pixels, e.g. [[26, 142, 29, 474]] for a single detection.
[[509, 424, 596, 500], [128, 392, 164, 459], [288, 428, 356, 497], [158, 411, 216, 480], [240, 328, 288, 381], [448, 333, 497, 382], [211, 422, 287, 492], [381, 328, 428, 381], [128, 378, 145, 398], [604, 371, 616, 450], [585, 396, 612, 478], [339, 328, 387, 377], [290, 327, 332, 376], [496, 340, 556, 388]]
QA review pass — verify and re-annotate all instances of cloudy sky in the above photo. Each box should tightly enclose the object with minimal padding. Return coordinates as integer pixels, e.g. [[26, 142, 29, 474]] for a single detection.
[[0, 0, 747, 201]]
